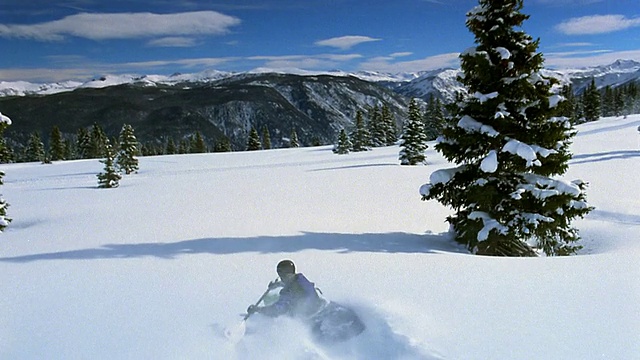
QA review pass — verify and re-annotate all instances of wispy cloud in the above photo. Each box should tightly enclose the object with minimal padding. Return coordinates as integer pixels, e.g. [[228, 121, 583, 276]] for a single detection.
[[360, 52, 460, 73], [556, 15, 640, 35], [389, 52, 413, 58], [147, 37, 198, 47], [315, 35, 380, 50], [248, 53, 362, 70], [545, 49, 640, 68], [0, 11, 241, 41]]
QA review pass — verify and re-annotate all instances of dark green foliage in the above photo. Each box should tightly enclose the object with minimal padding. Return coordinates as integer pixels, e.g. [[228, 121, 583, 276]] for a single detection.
[[165, 138, 177, 155], [24, 131, 45, 162], [97, 141, 121, 188], [333, 128, 352, 154], [424, 95, 446, 140], [89, 123, 108, 159], [116, 124, 139, 175], [49, 126, 66, 161], [262, 125, 272, 150], [190, 131, 207, 153], [247, 127, 262, 151], [381, 105, 398, 145], [368, 106, 386, 147], [422, 0, 592, 256], [0, 114, 11, 230], [289, 128, 300, 148], [581, 79, 601, 123], [214, 137, 232, 152], [399, 99, 428, 165], [350, 110, 370, 152]]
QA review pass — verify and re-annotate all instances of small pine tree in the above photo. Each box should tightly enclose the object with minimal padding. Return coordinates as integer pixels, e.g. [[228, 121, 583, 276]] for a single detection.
[[399, 98, 429, 165], [214, 137, 232, 152], [350, 110, 370, 152], [262, 125, 272, 150], [89, 123, 107, 158], [381, 105, 398, 145], [166, 138, 177, 155], [116, 124, 139, 175], [76, 127, 91, 159], [49, 126, 66, 161], [247, 127, 262, 151], [289, 128, 300, 148], [582, 78, 601, 123], [333, 128, 352, 154], [191, 131, 207, 153], [0, 112, 12, 231], [368, 106, 386, 147], [24, 132, 45, 162], [97, 142, 121, 188], [424, 95, 446, 141]]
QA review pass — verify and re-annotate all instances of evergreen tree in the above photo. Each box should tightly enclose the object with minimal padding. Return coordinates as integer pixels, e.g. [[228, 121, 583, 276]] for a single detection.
[[166, 138, 177, 155], [350, 110, 370, 152], [24, 131, 45, 162], [289, 128, 300, 148], [424, 94, 446, 140], [399, 98, 428, 165], [190, 131, 207, 153], [76, 127, 91, 159], [0, 112, 12, 231], [213, 137, 232, 152], [368, 106, 386, 147], [555, 84, 578, 123], [89, 123, 108, 158], [333, 128, 352, 154], [262, 125, 272, 150], [421, 0, 592, 256], [247, 127, 262, 151], [97, 141, 121, 189], [49, 126, 66, 161], [116, 124, 139, 175], [381, 105, 397, 145], [178, 139, 190, 154], [582, 78, 601, 122]]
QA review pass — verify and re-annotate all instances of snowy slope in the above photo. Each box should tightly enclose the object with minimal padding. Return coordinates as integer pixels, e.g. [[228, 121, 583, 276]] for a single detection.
[[0, 115, 639, 359]]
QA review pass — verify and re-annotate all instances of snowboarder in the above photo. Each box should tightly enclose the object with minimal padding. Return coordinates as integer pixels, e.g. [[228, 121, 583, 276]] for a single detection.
[[247, 259, 326, 318]]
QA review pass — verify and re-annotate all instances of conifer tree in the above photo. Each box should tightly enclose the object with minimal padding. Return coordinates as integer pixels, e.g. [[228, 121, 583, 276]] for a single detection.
[[333, 128, 352, 154], [262, 125, 272, 150], [247, 127, 262, 151], [24, 131, 45, 162], [178, 139, 190, 154], [368, 106, 386, 147], [399, 98, 428, 165], [76, 127, 91, 159], [381, 105, 397, 145], [214, 137, 232, 152], [89, 123, 108, 158], [166, 138, 177, 155], [191, 131, 207, 153], [421, 0, 592, 256], [582, 79, 601, 122], [289, 128, 300, 148], [0, 112, 12, 231], [350, 110, 370, 152], [49, 126, 66, 161], [424, 95, 446, 140], [97, 141, 121, 188], [116, 124, 139, 175]]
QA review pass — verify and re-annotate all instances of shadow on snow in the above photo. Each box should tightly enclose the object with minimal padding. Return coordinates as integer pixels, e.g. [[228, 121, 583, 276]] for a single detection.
[[0, 231, 466, 263]]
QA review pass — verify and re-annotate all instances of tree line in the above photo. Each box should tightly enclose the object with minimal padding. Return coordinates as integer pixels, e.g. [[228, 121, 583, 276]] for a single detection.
[[557, 79, 640, 123]]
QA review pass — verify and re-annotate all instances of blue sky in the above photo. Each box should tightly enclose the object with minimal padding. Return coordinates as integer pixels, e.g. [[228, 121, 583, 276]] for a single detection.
[[1, 0, 639, 82]]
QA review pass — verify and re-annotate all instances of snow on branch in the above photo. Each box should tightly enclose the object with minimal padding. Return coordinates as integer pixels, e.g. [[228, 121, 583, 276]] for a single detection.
[[0, 112, 12, 125], [468, 211, 508, 241], [458, 115, 499, 137]]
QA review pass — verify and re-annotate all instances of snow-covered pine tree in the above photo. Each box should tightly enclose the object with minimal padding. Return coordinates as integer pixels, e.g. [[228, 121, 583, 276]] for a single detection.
[[290, 128, 300, 148], [97, 141, 121, 188], [399, 98, 428, 165], [0, 112, 12, 231], [333, 128, 352, 154], [421, 0, 593, 256], [247, 127, 262, 151], [350, 110, 370, 152], [116, 124, 139, 175]]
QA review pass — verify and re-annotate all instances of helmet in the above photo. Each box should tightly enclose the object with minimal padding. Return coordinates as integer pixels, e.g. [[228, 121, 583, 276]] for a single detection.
[[276, 259, 295, 275]]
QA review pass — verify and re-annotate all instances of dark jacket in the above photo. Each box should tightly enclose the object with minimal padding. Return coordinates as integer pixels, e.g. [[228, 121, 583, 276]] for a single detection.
[[260, 273, 325, 318]]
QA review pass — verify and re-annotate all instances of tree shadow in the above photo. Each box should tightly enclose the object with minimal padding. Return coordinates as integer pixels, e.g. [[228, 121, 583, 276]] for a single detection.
[[570, 150, 640, 165], [0, 231, 466, 263]]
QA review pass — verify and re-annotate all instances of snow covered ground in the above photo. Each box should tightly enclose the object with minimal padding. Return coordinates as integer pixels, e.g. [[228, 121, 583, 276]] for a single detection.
[[1, 115, 639, 359]]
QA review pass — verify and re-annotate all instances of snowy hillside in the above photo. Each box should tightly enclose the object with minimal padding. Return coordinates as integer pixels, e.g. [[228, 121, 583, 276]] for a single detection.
[[1, 115, 639, 359]]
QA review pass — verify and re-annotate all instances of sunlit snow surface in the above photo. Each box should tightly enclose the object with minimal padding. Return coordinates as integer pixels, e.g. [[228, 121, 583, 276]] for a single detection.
[[1, 116, 639, 359]]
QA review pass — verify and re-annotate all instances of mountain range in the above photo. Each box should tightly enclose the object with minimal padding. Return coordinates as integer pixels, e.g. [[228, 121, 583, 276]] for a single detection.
[[0, 60, 638, 153]]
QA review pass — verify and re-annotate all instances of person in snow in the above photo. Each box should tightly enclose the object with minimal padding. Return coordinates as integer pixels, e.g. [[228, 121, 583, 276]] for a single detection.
[[247, 259, 326, 318]]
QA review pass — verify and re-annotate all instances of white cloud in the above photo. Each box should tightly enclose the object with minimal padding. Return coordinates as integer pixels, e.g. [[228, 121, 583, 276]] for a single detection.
[[360, 52, 460, 73], [248, 54, 362, 70], [556, 15, 640, 35], [389, 52, 413, 58], [315, 35, 380, 50], [147, 37, 198, 47], [544, 49, 640, 68], [0, 11, 241, 41]]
